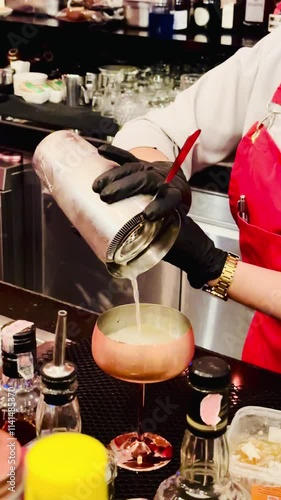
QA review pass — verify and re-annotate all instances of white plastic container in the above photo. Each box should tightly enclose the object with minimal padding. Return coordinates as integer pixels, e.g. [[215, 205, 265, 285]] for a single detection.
[[124, 0, 152, 28], [21, 89, 50, 104], [228, 406, 281, 493], [13, 72, 47, 96]]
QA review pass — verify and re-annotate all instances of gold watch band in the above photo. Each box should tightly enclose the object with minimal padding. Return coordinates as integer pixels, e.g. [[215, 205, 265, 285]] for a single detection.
[[202, 252, 239, 301]]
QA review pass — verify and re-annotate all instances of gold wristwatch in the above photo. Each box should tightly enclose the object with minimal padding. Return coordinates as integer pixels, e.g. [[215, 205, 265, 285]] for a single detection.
[[202, 252, 239, 301]]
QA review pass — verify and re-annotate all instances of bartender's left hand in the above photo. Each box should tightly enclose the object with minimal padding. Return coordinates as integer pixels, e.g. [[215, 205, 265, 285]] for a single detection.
[[93, 144, 192, 220]]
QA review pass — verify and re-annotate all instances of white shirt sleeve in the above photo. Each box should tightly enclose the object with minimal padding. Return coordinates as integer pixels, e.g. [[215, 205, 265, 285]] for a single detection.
[[112, 27, 281, 179]]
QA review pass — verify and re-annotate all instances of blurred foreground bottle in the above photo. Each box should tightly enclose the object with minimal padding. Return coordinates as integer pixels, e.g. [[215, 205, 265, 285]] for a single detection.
[[0, 321, 39, 446], [24, 432, 109, 499], [36, 310, 81, 437], [154, 356, 250, 499], [0, 430, 23, 499]]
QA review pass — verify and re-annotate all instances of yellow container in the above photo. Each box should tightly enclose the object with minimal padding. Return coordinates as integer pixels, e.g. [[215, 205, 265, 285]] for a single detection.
[[24, 433, 108, 500]]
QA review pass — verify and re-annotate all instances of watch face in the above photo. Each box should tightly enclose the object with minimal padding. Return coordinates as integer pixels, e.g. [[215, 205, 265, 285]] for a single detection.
[[194, 6, 210, 26]]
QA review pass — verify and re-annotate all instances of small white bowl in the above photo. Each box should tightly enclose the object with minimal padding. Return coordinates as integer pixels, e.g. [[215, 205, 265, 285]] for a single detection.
[[21, 90, 50, 104]]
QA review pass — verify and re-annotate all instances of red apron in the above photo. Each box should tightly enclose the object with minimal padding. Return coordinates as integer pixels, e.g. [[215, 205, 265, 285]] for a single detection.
[[228, 85, 281, 374]]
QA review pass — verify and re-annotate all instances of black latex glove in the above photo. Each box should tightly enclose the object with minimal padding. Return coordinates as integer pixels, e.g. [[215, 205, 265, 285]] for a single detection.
[[94, 144, 226, 289], [93, 144, 192, 221], [164, 208, 228, 289]]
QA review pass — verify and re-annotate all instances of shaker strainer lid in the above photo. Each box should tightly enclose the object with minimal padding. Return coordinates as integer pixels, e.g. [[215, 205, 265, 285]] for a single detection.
[[106, 213, 162, 266], [106, 210, 181, 278]]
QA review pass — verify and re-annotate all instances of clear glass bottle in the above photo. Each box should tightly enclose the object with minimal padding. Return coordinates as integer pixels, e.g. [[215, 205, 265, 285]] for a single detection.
[[36, 361, 81, 436], [0, 320, 39, 447], [154, 356, 250, 500], [36, 310, 81, 437]]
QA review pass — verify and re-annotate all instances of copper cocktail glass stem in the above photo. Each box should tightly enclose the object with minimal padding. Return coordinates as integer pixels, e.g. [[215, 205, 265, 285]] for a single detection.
[[137, 383, 146, 440]]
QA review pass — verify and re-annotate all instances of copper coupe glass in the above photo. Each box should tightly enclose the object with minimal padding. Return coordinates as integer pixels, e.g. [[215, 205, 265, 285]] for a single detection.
[[92, 303, 194, 472]]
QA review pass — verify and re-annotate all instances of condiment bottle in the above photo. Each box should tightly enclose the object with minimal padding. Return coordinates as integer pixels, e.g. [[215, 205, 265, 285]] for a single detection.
[[24, 432, 109, 499], [154, 356, 250, 499], [0, 430, 23, 499], [0, 321, 39, 447], [35, 311, 81, 437]]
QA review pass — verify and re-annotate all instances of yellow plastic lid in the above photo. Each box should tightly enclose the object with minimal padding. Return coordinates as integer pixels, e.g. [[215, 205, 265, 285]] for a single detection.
[[24, 433, 108, 500]]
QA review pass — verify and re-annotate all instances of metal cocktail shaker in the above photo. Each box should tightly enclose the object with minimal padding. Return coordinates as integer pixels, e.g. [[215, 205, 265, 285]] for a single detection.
[[32, 130, 180, 278]]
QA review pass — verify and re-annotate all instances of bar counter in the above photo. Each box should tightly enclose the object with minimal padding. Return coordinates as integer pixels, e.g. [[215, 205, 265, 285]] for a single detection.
[[1, 280, 281, 499]]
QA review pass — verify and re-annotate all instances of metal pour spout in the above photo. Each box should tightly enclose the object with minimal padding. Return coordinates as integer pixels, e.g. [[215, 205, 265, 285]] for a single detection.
[[53, 310, 68, 367]]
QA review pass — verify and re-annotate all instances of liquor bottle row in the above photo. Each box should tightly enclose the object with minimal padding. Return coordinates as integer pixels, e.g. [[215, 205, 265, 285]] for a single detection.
[[0, 312, 250, 500], [145, 0, 277, 35]]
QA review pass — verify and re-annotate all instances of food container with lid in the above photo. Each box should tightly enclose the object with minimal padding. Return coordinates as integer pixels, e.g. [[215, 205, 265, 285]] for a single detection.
[[228, 405, 281, 494]]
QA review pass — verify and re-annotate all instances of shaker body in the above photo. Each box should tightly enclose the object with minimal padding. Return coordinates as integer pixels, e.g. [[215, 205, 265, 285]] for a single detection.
[[32, 130, 180, 278]]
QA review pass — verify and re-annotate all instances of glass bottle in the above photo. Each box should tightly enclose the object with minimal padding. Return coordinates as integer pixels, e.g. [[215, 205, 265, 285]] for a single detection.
[[101, 74, 120, 118], [36, 361, 81, 436], [149, 0, 175, 38], [170, 0, 190, 31], [36, 310, 81, 437], [0, 320, 39, 447], [154, 356, 250, 500], [221, 0, 245, 33], [191, 0, 222, 34], [244, 0, 276, 32]]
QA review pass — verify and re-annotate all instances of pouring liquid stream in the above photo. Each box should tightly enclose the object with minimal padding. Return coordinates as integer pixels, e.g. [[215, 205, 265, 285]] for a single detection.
[[131, 277, 142, 335]]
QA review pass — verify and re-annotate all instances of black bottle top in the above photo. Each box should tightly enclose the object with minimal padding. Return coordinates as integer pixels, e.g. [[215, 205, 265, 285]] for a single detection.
[[40, 361, 78, 405], [189, 356, 231, 390], [187, 356, 231, 438], [1, 320, 37, 379]]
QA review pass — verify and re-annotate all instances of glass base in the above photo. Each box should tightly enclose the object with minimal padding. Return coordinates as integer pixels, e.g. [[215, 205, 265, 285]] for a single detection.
[[108, 431, 173, 471], [155, 473, 251, 499]]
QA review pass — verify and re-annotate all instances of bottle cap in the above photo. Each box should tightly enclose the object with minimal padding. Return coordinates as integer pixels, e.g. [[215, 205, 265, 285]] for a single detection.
[[1, 320, 36, 355], [189, 356, 231, 391], [40, 362, 78, 404], [24, 433, 108, 500], [41, 361, 77, 389], [1, 320, 37, 380]]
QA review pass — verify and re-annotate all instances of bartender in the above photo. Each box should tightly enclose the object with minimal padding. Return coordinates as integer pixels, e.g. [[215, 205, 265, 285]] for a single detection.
[[93, 25, 281, 374]]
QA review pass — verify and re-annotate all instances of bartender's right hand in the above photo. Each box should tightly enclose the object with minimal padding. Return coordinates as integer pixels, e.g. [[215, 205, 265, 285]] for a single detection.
[[93, 144, 192, 220]]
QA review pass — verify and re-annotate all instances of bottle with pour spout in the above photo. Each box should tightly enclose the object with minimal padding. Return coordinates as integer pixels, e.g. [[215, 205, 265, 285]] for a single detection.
[[32, 130, 199, 280], [36, 310, 81, 437]]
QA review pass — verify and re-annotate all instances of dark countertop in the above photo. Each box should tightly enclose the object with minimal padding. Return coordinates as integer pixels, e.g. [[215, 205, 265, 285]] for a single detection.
[[0, 95, 118, 139], [1, 280, 281, 498]]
